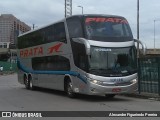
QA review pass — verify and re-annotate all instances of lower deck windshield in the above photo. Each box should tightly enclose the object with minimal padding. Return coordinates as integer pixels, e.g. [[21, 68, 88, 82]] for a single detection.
[[89, 46, 137, 77]]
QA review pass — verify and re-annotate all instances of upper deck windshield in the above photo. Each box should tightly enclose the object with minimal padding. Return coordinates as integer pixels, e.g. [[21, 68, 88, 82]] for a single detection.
[[84, 17, 133, 42]]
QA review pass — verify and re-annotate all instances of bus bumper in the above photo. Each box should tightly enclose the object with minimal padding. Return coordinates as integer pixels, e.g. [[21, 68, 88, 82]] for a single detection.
[[87, 82, 138, 95]]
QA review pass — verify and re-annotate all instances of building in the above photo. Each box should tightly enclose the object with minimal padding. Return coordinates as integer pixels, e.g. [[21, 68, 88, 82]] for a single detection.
[[0, 14, 31, 44], [0, 14, 31, 62], [0, 42, 10, 48], [146, 49, 160, 56]]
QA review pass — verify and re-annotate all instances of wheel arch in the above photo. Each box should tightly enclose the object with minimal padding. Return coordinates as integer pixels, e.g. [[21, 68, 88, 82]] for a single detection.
[[64, 74, 73, 91], [23, 73, 32, 84], [28, 73, 32, 80], [23, 73, 28, 84]]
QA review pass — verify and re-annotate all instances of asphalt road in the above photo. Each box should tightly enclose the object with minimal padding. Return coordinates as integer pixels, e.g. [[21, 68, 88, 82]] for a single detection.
[[0, 73, 160, 120]]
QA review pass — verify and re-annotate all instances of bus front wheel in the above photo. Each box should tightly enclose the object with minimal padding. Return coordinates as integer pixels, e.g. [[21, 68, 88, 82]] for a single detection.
[[66, 80, 76, 98]]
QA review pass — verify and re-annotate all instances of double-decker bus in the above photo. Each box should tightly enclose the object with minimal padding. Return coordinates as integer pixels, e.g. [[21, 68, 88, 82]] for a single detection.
[[17, 14, 146, 98]]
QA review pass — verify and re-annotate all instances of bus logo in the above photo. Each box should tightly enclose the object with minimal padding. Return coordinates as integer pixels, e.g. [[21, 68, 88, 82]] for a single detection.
[[48, 43, 63, 54], [20, 46, 43, 58], [85, 17, 128, 24]]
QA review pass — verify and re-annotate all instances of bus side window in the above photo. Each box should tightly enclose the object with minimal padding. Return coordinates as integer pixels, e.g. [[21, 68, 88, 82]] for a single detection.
[[54, 22, 67, 43], [32, 56, 70, 71], [79, 55, 88, 71], [44, 25, 54, 42], [66, 17, 83, 38]]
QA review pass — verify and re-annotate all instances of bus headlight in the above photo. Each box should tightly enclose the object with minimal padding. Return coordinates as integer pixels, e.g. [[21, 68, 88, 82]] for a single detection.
[[131, 79, 137, 84], [90, 79, 103, 85]]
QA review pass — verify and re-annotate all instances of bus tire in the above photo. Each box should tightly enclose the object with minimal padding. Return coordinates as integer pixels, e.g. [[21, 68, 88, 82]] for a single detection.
[[66, 80, 76, 98], [24, 75, 29, 89], [28, 75, 36, 90], [105, 94, 116, 98]]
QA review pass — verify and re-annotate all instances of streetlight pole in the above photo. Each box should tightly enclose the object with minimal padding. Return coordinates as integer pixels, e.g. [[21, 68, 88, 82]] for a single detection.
[[154, 20, 160, 50], [33, 24, 35, 30], [154, 20, 156, 50], [137, 0, 139, 40], [78, 6, 83, 14], [137, 0, 140, 57]]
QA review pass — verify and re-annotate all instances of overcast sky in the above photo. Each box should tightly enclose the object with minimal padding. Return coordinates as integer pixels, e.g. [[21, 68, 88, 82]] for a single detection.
[[0, 0, 160, 48]]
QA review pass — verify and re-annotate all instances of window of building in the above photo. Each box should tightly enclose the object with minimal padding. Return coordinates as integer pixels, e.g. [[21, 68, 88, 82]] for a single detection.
[[3, 43, 7, 48]]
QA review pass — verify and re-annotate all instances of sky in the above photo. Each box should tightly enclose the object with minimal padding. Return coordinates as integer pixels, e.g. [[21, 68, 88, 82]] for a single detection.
[[0, 0, 160, 48]]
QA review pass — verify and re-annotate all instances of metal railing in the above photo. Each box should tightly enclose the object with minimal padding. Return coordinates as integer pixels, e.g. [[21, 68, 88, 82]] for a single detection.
[[138, 57, 160, 95], [0, 61, 17, 73]]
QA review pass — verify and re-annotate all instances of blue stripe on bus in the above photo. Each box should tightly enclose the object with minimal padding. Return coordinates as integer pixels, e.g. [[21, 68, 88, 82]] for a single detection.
[[17, 60, 87, 84]]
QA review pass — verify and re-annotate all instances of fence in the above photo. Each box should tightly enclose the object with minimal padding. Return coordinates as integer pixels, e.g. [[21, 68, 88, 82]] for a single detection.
[[0, 61, 17, 72], [138, 57, 160, 95]]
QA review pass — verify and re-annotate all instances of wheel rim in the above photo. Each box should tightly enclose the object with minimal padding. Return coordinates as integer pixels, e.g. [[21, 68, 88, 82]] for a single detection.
[[25, 77, 28, 86], [30, 79, 33, 89], [67, 82, 73, 95]]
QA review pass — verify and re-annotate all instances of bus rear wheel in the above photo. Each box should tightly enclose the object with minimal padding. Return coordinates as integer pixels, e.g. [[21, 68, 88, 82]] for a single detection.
[[66, 80, 76, 98], [28, 75, 36, 90], [28, 76, 35, 90], [24, 75, 29, 89], [24, 75, 36, 90]]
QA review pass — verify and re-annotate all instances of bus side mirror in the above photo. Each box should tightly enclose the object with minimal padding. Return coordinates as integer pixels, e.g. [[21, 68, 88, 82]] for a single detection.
[[134, 39, 147, 55]]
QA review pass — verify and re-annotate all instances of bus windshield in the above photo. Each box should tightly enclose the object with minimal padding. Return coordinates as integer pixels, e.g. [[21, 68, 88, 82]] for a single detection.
[[89, 46, 137, 77], [84, 17, 133, 42]]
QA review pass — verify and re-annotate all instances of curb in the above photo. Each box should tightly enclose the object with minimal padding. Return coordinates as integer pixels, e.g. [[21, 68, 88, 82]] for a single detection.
[[0, 72, 16, 76], [122, 92, 160, 101]]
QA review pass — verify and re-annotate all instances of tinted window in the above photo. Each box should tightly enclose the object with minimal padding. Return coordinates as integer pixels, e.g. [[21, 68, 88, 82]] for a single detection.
[[44, 23, 66, 43], [67, 17, 83, 38], [54, 23, 66, 42], [17, 22, 66, 49], [32, 55, 70, 71], [71, 40, 89, 72], [84, 17, 133, 42], [17, 30, 44, 49], [44, 25, 54, 42]]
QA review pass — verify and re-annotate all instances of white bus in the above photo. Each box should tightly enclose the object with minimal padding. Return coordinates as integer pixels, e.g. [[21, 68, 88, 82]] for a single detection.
[[17, 14, 146, 98]]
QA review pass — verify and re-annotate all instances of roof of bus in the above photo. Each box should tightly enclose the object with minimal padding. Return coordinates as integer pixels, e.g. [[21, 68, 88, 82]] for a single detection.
[[18, 14, 125, 37], [67, 14, 124, 19]]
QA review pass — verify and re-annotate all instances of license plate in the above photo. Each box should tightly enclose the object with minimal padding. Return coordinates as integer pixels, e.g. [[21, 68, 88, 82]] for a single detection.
[[112, 88, 121, 92]]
